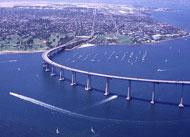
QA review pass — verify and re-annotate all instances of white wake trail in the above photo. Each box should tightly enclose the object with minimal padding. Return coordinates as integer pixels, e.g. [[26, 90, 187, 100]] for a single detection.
[[9, 92, 187, 124], [0, 60, 17, 64], [92, 95, 118, 107], [157, 69, 168, 72], [9, 92, 120, 122]]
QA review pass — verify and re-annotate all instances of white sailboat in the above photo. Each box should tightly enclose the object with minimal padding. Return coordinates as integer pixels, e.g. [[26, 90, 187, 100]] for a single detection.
[[56, 128, 60, 134], [91, 127, 95, 134]]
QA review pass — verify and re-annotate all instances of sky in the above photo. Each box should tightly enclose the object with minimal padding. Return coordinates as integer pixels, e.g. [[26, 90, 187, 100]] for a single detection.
[[0, 0, 189, 4], [0, 0, 190, 7]]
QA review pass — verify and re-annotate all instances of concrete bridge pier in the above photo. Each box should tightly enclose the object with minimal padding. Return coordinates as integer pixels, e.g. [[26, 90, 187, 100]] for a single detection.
[[150, 82, 156, 104], [71, 71, 76, 86], [85, 74, 91, 91], [42, 61, 46, 68], [51, 66, 56, 76], [42, 44, 190, 108], [104, 78, 110, 96], [45, 63, 50, 72], [59, 69, 64, 81], [178, 84, 184, 108], [126, 80, 131, 100]]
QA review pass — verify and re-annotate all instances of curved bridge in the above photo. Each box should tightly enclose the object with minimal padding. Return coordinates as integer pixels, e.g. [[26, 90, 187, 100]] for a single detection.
[[42, 41, 190, 108]]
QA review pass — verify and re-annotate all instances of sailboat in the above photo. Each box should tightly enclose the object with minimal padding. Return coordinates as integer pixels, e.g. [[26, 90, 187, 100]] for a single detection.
[[91, 127, 95, 134], [56, 128, 60, 134]]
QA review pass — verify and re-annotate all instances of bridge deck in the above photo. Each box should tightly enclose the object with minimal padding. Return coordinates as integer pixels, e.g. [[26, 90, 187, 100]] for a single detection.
[[42, 44, 190, 85]]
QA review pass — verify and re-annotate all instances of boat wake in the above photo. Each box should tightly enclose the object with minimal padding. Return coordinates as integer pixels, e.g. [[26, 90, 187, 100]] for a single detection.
[[9, 92, 121, 122], [0, 60, 17, 64], [9, 92, 188, 123], [92, 95, 118, 107], [157, 69, 167, 72]]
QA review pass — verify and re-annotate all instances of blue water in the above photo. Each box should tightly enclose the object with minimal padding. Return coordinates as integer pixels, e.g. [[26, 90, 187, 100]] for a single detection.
[[152, 7, 190, 32], [1, 50, 190, 137], [54, 39, 190, 81], [1, 3, 190, 137]]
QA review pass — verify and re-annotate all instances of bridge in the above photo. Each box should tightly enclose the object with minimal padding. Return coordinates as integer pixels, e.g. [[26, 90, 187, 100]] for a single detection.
[[42, 42, 190, 108]]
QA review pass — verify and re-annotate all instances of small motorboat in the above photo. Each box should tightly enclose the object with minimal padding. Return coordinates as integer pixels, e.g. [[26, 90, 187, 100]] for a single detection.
[[91, 127, 95, 134]]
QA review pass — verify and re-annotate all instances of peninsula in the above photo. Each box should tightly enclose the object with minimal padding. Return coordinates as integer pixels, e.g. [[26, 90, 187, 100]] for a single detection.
[[0, 2, 189, 52]]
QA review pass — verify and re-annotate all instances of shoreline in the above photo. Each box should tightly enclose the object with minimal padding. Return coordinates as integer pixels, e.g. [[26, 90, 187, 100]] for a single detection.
[[67, 34, 190, 50], [0, 50, 45, 54], [135, 34, 190, 46], [93, 34, 190, 47], [0, 34, 189, 54]]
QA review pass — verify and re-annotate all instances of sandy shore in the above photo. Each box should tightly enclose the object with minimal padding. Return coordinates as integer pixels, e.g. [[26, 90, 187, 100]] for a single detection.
[[0, 50, 45, 54], [65, 43, 96, 51], [78, 43, 96, 48]]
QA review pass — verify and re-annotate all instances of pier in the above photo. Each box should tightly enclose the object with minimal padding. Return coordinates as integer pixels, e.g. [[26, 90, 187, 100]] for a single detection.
[[42, 43, 190, 108]]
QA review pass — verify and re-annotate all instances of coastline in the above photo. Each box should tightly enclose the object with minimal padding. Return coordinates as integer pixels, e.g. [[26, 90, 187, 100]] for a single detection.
[[67, 34, 190, 50], [0, 50, 45, 54], [92, 34, 190, 47], [77, 43, 96, 49], [64, 43, 96, 51], [135, 34, 190, 46], [0, 34, 189, 53]]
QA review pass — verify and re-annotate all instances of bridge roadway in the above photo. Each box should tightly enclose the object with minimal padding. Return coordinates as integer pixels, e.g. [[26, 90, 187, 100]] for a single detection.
[[42, 42, 190, 108]]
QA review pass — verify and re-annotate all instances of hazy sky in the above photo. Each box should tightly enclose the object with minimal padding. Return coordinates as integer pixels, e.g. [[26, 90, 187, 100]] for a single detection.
[[0, 0, 190, 7], [0, 0, 189, 4]]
